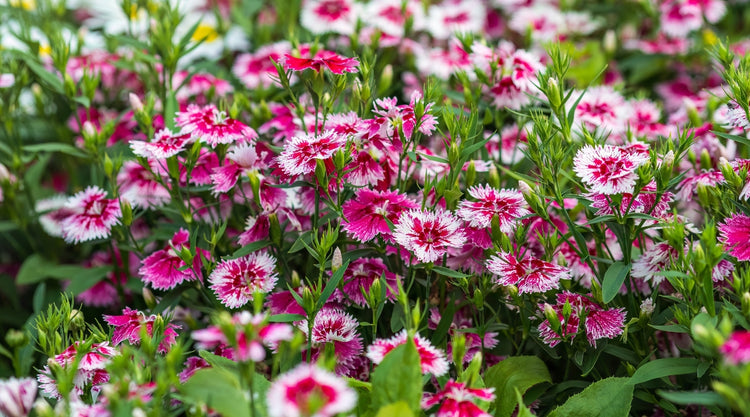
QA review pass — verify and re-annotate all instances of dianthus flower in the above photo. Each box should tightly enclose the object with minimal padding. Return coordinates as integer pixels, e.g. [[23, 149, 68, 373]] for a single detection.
[[37, 342, 118, 399], [422, 380, 495, 417], [117, 161, 170, 209], [342, 188, 419, 242], [283, 50, 359, 74], [103, 308, 180, 353], [726, 100, 750, 130], [340, 258, 399, 307], [298, 308, 363, 375], [367, 330, 449, 376], [300, 0, 357, 35], [277, 130, 347, 178], [175, 104, 257, 148], [457, 185, 529, 232], [573, 144, 649, 195], [720, 330, 750, 365], [266, 363, 357, 417], [130, 128, 193, 160], [538, 292, 626, 348], [60, 186, 122, 244], [138, 228, 207, 290], [486, 252, 569, 294], [719, 213, 750, 261], [209, 252, 279, 308], [0, 377, 37, 417], [393, 210, 466, 263]]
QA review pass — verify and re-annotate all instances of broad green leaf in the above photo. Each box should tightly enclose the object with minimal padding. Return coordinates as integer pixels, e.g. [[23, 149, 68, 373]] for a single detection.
[[431, 266, 471, 279], [628, 358, 701, 385], [601, 262, 630, 303], [24, 143, 87, 158], [657, 390, 726, 406], [548, 377, 633, 417], [0, 221, 18, 233], [370, 340, 423, 413], [375, 401, 415, 417], [17, 254, 110, 285], [484, 356, 552, 417], [180, 368, 250, 417]]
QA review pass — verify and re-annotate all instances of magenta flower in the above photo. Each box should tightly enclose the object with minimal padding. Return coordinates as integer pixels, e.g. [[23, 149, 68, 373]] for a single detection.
[[719, 213, 750, 261], [276, 130, 347, 178], [175, 104, 257, 148], [301, 0, 357, 35], [130, 128, 193, 160], [720, 331, 750, 365], [209, 252, 278, 308], [632, 241, 679, 285], [298, 308, 363, 375], [103, 308, 180, 353], [60, 186, 122, 244], [37, 342, 117, 399], [342, 188, 419, 242], [138, 228, 207, 291], [233, 41, 291, 90], [0, 378, 37, 417], [538, 292, 626, 348], [393, 210, 466, 263], [573, 144, 649, 195], [457, 185, 530, 232], [486, 252, 569, 294], [341, 258, 399, 307], [117, 161, 170, 209], [192, 312, 294, 362], [367, 330, 449, 376], [283, 50, 359, 74], [266, 363, 357, 417], [422, 380, 495, 417], [726, 100, 750, 130]]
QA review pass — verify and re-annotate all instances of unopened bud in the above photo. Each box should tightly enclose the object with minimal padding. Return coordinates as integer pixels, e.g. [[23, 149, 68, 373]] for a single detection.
[[452, 333, 467, 366], [142, 287, 156, 309], [82, 121, 97, 148], [120, 199, 133, 227], [69, 309, 85, 332], [129, 93, 144, 112], [4, 329, 28, 348], [603, 30, 617, 55], [639, 298, 655, 316], [331, 247, 343, 271], [488, 165, 500, 189], [547, 77, 561, 109]]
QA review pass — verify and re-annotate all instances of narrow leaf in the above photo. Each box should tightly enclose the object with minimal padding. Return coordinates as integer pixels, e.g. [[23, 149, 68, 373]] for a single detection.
[[628, 358, 702, 386], [601, 262, 630, 304]]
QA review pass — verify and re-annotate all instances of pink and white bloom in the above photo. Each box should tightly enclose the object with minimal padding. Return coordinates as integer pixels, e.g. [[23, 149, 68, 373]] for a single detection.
[[192, 312, 294, 362], [117, 161, 170, 209], [103, 308, 180, 353], [233, 42, 291, 90], [573, 144, 649, 195], [726, 100, 750, 130], [300, 0, 358, 35], [486, 252, 569, 294], [277, 130, 347, 178], [457, 185, 530, 233], [393, 210, 466, 263], [659, 0, 725, 38], [176, 104, 257, 148], [367, 330, 449, 376], [138, 228, 207, 290], [508, 6, 565, 43], [422, 380, 495, 417], [283, 50, 359, 74], [538, 292, 626, 348], [209, 252, 278, 308], [632, 241, 679, 285], [298, 308, 364, 375], [719, 213, 750, 261], [60, 186, 122, 244], [342, 188, 419, 242], [37, 342, 117, 399], [266, 363, 357, 417], [571, 86, 632, 140], [425, 0, 486, 40], [0, 378, 37, 417], [341, 258, 399, 306], [360, 0, 425, 38], [720, 330, 750, 365], [130, 128, 193, 160]]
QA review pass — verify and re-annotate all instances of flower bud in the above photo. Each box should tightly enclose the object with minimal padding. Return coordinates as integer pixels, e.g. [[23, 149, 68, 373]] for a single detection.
[[69, 309, 85, 332], [4, 329, 28, 349], [129, 93, 144, 112], [543, 303, 561, 334], [331, 247, 343, 272], [604, 30, 617, 55], [142, 287, 156, 310], [452, 333, 467, 367], [82, 121, 98, 149], [120, 199, 133, 227], [465, 161, 476, 188], [547, 77, 561, 109]]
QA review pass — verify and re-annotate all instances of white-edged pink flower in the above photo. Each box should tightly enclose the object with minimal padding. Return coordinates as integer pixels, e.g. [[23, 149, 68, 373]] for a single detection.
[[457, 185, 530, 232], [277, 130, 347, 177], [720, 330, 750, 365], [659, 0, 725, 38], [60, 186, 122, 244], [508, 6, 565, 43], [0, 378, 37, 417], [571, 86, 632, 139], [342, 188, 419, 242], [486, 252, 569, 294], [361, 0, 425, 38], [209, 252, 278, 308], [117, 161, 170, 209], [367, 330, 449, 376], [37, 342, 117, 399], [138, 228, 207, 290], [341, 258, 399, 307], [425, 0, 486, 40], [573, 144, 649, 195], [266, 363, 357, 417], [422, 380, 495, 417], [719, 212, 750, 261], [0, 74, 15, 88], [301, 0, 358, 35], [176, 104, 257, 148], [538, 292, 625, 348], [130, 128, 193, 160], [393, 209, 466, 263], [632, 241, 679, 285], [104, 308, 180, 353], [298, 308, 363, 375], [726, 100, 750, 130], [233, 42, 291, 90]]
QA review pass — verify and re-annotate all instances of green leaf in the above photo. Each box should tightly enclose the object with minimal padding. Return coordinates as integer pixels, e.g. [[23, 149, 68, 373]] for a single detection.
[[714, 130, 750, 147], [198, 350, 238, 371], [24, 143, 87, 158], [165, 90, 178, 131], [375, 401, 415, 417], [648, 324, 689, 333], [431, 266, 471, 279], [17, 255, 110, 285], [485, 356, 552, 417], [601, 262, 630, 304], [0, 221, 18, 233], [628, 358, 702, 385], [315, 259, 350, 311], [548, 377, 633, 417], [179, 368, 251, 417], [370, 341, 423, 413], [657, 390, 726, 406], [230, 239, 272, 258], [268, 314, 306, 323]]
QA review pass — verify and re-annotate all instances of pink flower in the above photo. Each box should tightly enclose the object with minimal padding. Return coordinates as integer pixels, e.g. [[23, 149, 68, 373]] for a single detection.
[[283, 50, 359, 74], [571, 86, 631, 139], [719, 213, 750, 261], [298, 308, 363, 375], [588, 181, 673, 218], [233, 42, 291, 90], [632, 242, 679, 285], [342, 188, 419, 242], [425, 0, 486, 40], [726, 100, 750, 130], [130, 128, 193, 160], [301, 0, 357, 35], [175, 104, 257, 148], [192, 312, 294, 362], [585, 309, 628, 346], [0, 378, 37, 417], [659, 0, 725, 38], [117, 161, 170, 209], [138, 228, 207, 290], [209, 252, 278, 308], [341, 258, 399, 307], [393, 210, 466, 263], [61, 186, 122, 244], [37, 342, 117, 399], [538, 292, 626, 348], [486, 252, 569, 294], [676, 170, 725, 202], [276, 130, 347, 177], [720, 331, 750, 365], [573, 144, 649, 195], [457, 185, 530, 233], [103, 308, 180, 353], [367, 330, 449, 376], [266, 363, 357, 417], [422, 380, 495, 417]]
